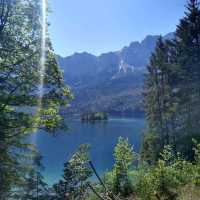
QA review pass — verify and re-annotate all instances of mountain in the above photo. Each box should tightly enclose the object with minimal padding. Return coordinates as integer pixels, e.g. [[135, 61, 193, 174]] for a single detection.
[[58, 33, 174, 116]]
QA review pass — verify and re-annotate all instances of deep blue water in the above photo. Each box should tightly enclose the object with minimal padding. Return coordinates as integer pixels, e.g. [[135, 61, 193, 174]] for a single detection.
[[35, 117, 145, 184]]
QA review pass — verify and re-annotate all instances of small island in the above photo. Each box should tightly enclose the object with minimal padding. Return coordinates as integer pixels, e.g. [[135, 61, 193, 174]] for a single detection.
[[81, 112, 108, 123]]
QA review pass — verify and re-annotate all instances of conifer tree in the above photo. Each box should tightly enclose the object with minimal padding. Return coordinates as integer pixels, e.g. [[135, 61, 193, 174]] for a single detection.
[[18, 154, 50, 200], [173, 0, 200, 159], [143, 0, 200, 162], [113, 137, 136, 196], [54, 144, 92, 200], [142, 38, 174, 163], [0, 0, 72, 198]]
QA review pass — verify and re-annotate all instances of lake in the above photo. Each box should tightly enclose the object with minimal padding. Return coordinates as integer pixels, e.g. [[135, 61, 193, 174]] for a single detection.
[[35, 117, 145, 184]]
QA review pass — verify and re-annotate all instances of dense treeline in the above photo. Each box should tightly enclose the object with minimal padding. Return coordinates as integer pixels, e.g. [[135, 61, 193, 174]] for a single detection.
[[0, 0, 71, 199], [142, 0, 200, 163]]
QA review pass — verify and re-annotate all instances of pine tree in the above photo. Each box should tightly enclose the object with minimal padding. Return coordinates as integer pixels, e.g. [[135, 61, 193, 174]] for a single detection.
[[173, 0, 200, 159], [54, 144, 92, 200], [113, 137, 136, 196], [142, 0, 200, 163], [142, 38, 174, 163], [18, 154, 50, 200], [0, 0, 72, 198]]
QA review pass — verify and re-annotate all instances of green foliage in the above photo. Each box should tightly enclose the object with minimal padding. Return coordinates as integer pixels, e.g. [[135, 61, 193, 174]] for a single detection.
[[110, 137, 137, 197], [136, 145, 200, 200], [141, 132, 161, 165], [0, 0, 72, 198], [143, 0, 200, 162], [70, 141, 200, 200], [53, 144, 92, 200], [86, 141, 200, 200], [114, 137, 136, 168], [192, 139, 200, 185], [16, 154, 50, 200]]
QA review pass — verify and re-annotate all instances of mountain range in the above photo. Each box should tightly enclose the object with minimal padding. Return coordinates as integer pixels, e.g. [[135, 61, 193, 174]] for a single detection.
[[57, 33, 174, 116]]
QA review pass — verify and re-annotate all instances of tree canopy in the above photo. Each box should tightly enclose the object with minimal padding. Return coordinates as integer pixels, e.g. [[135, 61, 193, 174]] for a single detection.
[[0, 0, 72, 199]]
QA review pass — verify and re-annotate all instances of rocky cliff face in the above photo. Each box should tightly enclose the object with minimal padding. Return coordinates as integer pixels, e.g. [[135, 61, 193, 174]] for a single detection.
[[57, 33, 174, 116]]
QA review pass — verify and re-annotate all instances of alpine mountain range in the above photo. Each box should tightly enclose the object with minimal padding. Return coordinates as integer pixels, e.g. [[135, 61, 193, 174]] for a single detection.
[[57, 32, 174, 116]]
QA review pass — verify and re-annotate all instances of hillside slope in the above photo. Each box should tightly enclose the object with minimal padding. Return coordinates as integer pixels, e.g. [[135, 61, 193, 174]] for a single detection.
[[58, 33, 174, 116]]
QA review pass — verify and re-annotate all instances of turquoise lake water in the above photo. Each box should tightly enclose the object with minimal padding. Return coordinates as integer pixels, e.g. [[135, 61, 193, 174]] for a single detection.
[[35, 117, 145, 184]]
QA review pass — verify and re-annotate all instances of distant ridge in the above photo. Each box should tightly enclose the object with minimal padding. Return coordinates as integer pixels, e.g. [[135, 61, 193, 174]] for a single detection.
[[57, 33, 174, 116]]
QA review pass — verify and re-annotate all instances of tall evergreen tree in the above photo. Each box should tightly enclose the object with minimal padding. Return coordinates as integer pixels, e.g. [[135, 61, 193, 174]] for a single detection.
[[113, 137, 136, 196], [142, 38, 174, 164], [0, 0, 72, 198], [142, 0, 200, 162], [15, 154, 50, 200], [173, 0, 200, 159], [53, 144, 92, 200]]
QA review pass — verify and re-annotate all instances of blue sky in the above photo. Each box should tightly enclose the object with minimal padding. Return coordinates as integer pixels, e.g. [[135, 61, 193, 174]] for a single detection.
[[48, 0, 187, 57]]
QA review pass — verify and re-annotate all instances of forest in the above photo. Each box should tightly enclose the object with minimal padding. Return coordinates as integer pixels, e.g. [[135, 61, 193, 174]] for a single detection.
[[0, 0, 200, 200]]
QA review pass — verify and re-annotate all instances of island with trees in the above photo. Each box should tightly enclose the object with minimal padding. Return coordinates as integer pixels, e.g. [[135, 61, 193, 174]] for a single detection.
[[81, 112, 108, 123]]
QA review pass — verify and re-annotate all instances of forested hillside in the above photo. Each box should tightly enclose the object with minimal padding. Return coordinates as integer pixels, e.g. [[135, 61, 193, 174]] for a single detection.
[[57, 33, 174, 116]]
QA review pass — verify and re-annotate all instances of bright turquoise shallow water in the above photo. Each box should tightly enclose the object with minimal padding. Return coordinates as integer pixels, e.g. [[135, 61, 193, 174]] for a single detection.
[[35, 117, 145, 184]]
